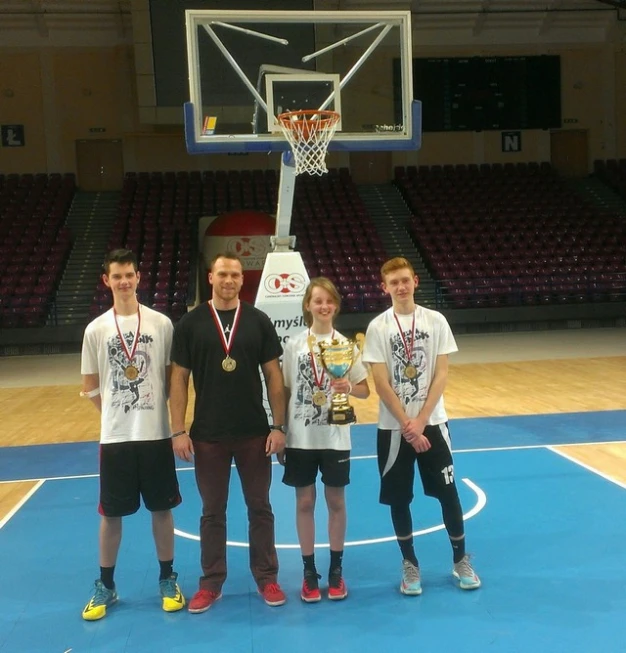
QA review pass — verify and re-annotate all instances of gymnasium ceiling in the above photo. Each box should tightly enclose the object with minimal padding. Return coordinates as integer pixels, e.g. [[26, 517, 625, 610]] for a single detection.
[[0, 0, 622, 41]]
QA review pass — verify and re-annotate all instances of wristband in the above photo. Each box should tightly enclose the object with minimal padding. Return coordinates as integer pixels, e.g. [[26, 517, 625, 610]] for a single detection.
[[171, 430, 187, 437], [79, 387, 100, 399]]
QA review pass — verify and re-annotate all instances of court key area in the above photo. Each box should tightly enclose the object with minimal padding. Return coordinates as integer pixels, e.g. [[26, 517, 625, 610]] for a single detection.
[[1, 410, 625, 653]]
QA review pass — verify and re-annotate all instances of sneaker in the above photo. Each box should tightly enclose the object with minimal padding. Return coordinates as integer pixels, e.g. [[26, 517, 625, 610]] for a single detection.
[[259, 582, 287, 606], [82, 579, 118, 621], [159, 572, 186, 612], [301, 571, 322, 603], [188, 589, 222, 614], [328, 569, 348, 601], [453, 555, 481, 590], [400, 559, 422, 596]]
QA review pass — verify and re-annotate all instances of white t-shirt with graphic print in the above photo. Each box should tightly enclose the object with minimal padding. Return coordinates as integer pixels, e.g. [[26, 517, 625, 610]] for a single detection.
[[81, 305, 174, 444], [363, 305, 458, 430], [283, 329, 369, 451]]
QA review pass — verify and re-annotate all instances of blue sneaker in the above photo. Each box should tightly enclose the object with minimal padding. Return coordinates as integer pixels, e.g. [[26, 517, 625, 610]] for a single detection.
[[400, 560, 422, 595], [82, 579, 118, 621], [453, 555, 481, 590], [159, 572, 186, 612]]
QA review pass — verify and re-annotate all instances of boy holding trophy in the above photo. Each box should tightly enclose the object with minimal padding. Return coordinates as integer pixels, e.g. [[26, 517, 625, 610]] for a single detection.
[[363, 257, 481, 595], [282, 278, 369, 602]]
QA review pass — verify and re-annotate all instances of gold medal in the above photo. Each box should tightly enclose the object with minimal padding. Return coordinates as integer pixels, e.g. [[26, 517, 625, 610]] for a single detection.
[[114, 305, 142, 382], [125, 364, 139, 380], [404, 364, 417, 379], [210, 301, 242, 375], [222, 356, 237, 372], [394, 311, 418, 382], [312, 390, 327, 407]]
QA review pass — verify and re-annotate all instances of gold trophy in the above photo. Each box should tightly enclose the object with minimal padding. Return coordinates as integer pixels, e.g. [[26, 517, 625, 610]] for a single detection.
[[307, 334, 365, 425]]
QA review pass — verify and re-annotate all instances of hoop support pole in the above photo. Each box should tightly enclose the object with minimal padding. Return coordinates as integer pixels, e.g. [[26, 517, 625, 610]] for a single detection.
[[274, 151, 297, 249]]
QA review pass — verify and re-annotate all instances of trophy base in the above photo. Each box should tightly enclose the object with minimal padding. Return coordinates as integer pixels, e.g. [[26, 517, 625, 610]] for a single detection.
[[328, 406, 356, 425]]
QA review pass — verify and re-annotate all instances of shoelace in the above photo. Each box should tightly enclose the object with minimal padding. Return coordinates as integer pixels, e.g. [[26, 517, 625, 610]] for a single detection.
[[403, 562, 420, 584], [304, 572, 321, 591], [193, 589, 218, 603], [92, 582, 113, 605], [160, 577, 178, 597], [263, 583, 282, 595], [329, 573, 344, 589], [455, 556, 474, 578]]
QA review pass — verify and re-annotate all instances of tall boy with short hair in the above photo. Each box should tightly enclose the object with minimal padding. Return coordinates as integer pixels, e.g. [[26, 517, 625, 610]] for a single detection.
[[363, 257, 481, 595], [80, 249, 184, 620]]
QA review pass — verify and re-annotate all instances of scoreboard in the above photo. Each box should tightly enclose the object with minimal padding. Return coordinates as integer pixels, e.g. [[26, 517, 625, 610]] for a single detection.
[[395, 55, 561, 132]]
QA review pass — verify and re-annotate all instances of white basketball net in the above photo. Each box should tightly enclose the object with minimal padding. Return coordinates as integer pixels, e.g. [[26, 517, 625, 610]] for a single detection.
[[277, 110, 341, 176]]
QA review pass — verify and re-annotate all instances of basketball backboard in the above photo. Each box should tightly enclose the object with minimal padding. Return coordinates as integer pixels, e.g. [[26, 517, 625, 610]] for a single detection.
[[184, 10, 421, 154]]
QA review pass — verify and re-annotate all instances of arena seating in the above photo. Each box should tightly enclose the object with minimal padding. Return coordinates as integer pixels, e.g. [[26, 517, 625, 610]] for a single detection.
[[90, 172, 195, 321], [0, 173, 75, 328], [593, 158, 626, 199], [396, 163, 626, 308], [201, 168, 277, 216], [88, 168, 387, 317], [290, 169, 389, 313]]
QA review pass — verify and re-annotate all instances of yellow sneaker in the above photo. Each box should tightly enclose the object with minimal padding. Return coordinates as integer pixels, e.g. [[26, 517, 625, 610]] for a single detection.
[[82, 579, 118, 621], [159, 572, 185, 612]]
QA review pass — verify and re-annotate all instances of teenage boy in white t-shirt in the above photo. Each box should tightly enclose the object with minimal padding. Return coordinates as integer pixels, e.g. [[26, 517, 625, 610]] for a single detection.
[[80, 249, 184, 620], [363, 257, 481, 596], [282, 278, 369, 602]]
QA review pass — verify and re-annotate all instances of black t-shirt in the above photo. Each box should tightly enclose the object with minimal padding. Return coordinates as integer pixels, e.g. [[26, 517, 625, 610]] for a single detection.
[[171, 301, 282, 442]]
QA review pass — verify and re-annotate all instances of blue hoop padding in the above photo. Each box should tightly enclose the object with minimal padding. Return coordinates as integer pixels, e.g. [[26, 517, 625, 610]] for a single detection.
[[184, 100, 422, 154]]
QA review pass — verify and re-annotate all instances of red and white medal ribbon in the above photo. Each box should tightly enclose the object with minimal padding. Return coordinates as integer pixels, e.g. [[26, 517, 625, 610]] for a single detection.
[[309, 329, 335, 390], [209, 300, 241, 359], [393, 310, 416, 367], [113, 304, 141, 365]]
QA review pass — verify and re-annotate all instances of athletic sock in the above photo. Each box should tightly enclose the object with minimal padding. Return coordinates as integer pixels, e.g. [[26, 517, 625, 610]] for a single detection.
[[451, 536, 466, 564], [100, 566, 115, 590], [302, 554, 317, 574], [159, 559, 174, 581], [398, 538, 419, 567], [329, 549, 344, 575]]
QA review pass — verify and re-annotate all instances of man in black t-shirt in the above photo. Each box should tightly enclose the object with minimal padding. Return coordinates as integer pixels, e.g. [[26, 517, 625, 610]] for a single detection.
[[170, 253, 287, 613]]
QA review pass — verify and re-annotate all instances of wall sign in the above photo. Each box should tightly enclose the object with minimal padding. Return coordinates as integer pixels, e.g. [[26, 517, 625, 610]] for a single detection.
[[1, 124, 25, 147]]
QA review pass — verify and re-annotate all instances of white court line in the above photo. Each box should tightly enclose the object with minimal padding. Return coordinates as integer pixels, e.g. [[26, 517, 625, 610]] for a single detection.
[[0, 473, 100, 484], [1, 440, 624, 484], [547, 445, 626, 490], [0, 479, 45, 530], [173, 477, 487, 548]]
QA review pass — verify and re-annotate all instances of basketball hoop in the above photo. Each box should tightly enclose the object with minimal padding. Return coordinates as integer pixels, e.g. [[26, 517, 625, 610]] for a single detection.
[[277, 110, 340, 176]]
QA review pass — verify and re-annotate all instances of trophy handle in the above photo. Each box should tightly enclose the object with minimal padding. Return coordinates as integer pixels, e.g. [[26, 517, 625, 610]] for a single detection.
[[353, 333, 366, 362]]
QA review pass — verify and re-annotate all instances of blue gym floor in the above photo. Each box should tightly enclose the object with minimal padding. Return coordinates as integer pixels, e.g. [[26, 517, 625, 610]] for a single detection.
[[1, 411, 625, 653]]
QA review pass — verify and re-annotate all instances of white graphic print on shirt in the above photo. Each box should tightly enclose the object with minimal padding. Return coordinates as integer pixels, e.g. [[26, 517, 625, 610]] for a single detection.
[[108, 331, 155, 413], [81, 306, 173, 443], [292, 347, 330, 427], [362, 306, 458, 430], [389, 326, 429, 411], [283, 329, 368, 451]]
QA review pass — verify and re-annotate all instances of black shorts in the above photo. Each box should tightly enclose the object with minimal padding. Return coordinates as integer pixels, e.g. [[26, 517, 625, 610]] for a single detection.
[[377, 424, 456, 505], [282, 448, 351, 488], [99, 439, 182, 517]]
